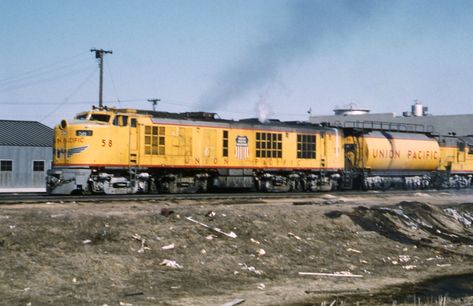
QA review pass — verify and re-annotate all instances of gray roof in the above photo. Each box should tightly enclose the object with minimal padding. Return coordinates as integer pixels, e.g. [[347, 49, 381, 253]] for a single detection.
[[0, 120, 53, 147], [309, 113, 473, 136]]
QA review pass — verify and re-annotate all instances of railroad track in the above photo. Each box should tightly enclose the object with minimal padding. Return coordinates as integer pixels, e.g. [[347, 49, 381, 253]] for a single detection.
[[0, 189, 470, 205]]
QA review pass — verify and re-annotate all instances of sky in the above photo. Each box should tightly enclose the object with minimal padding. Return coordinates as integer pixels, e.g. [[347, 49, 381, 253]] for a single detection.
[[1, 0, 473, 127]]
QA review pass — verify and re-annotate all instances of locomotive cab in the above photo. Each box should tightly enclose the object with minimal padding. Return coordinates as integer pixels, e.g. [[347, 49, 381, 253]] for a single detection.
[[47, 108, 147, 195]]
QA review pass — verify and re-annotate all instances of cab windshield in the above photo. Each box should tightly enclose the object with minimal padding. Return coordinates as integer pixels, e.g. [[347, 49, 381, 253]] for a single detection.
[[75, 114, 88, 120], [89, 114, 111, 123]]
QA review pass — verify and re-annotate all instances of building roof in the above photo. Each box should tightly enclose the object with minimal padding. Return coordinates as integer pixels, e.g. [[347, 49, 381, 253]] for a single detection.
[[309, 113, 473, 136], [0, 120, 53, 147]]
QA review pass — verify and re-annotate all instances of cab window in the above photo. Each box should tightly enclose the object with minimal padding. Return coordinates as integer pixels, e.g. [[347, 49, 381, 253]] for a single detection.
[[113, 115, 129, 127], [89, 114, 110, 123]]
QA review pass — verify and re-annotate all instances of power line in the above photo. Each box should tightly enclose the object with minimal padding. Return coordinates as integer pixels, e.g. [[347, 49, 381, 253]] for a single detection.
[[0, 52, 89, 85], [0, 65, 96, 91], [39, 67, 98, 123], [105, 60, 121, 107]]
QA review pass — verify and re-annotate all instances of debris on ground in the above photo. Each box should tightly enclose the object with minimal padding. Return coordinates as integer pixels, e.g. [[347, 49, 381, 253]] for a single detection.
[[161, 243, 175, 250], [219, 298, 245, 306], [239, 263, 263, 275], [298, 271, 363, 278], [250, 238, 260, 244], [288, 232, 301, 240], [131, 233, 151, 253], [160, 208, 174, 217], [160, 259, 183, 269], [185, 216, 237, 238], [205, 211, 216, 220]]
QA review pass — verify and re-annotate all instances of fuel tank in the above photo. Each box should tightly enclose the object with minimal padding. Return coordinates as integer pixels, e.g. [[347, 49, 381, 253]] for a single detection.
[[355, 131, 440, 171]]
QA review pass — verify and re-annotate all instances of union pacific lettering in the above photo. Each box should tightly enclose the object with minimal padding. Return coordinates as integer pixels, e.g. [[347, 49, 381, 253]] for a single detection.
[[56, 137, 85, 144], [372, 149, 438, 160], [372, 149, 401, 159], [407, 150, 438, 160]]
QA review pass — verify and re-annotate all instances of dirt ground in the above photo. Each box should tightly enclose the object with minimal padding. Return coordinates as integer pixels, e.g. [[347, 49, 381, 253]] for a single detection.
[[1, 191, 473, 306]]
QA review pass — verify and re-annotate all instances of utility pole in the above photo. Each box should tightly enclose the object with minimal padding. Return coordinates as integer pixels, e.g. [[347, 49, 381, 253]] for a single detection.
[[148, 98, 161, 111], [90, 48, 113, 109]]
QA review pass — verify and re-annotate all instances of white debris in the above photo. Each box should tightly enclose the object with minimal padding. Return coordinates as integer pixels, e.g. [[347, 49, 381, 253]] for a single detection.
[[298, 271, 363, 278], [72, 278, 77, 283], [288, 232, 301, 240], [436, 264, 452, 267], [186, 216, 237, 238], [206, 234, 216, 240], [322, 194, 337, 199], [206, 211, 216, 218], [9, 225, 15, 229], [239, 263, 263, 275], [444, 208, 472, 227], [413, 192, 430, 197], [347, 248, 361, 254], [82, 239, 92, 244], [402, 265, 416, 270], [119, 302, 133, 306], [250, 238, 260, 244], [200, 249, 207, 255], [257, 248, 266, 256], [257, 283, 266, 290], [161, 244, 175, 250], [131, 233, 142, 241], [399, 255, 411, 263], [160, 259, 183, 269], [137, 239, 151, 253]]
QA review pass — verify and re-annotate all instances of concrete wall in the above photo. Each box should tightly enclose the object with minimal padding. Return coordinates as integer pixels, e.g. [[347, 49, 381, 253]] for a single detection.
[[0, 146, 52, 191]]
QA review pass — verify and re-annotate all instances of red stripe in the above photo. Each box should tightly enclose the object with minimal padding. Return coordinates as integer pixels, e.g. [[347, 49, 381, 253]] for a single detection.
[[53, 163, 342, 171]]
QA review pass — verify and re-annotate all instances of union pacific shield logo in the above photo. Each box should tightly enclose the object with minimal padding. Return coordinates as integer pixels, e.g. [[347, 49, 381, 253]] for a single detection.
[[235, 136, 248, 160]]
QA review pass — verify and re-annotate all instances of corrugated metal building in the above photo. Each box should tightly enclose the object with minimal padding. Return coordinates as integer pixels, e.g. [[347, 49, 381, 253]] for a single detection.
[[0, 120, 53, 192]]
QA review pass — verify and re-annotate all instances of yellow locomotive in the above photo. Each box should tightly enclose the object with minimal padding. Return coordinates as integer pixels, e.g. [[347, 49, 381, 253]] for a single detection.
[[47, 107, 344, 194], [47, 107, 473, 194]]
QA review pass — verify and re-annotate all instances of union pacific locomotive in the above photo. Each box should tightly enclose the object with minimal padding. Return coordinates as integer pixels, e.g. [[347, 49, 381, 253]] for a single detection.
[[46, 107, 473, 194]]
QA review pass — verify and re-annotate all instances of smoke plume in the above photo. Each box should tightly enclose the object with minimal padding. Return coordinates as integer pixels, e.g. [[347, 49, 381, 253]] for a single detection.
[[198, 0, 377, 110]]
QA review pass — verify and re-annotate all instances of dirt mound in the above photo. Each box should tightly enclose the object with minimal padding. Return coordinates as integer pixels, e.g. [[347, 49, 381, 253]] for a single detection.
[[336, 201, 473, 248]]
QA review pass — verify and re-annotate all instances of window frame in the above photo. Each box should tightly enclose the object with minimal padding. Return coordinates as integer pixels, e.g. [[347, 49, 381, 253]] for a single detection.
[[33, 160, 45, 172], [297, 133, 317, 159], [0, 160, 13, 172], [255, 132, 282, 159]]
